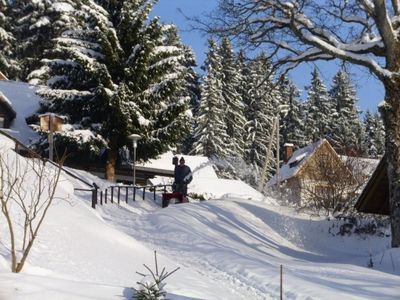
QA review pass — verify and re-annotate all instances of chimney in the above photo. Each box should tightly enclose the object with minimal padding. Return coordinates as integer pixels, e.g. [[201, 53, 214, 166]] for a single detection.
[[283, 143, 294, 163]]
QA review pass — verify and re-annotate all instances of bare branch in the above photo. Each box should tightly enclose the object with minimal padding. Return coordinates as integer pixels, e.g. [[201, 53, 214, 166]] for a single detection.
[[202, 0, 395, 80]]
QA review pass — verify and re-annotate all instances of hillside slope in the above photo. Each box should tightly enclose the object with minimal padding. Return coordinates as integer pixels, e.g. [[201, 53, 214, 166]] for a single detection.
[[0, 133, 399, 299]]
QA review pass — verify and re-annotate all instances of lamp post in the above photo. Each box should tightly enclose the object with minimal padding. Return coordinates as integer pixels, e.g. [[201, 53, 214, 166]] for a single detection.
[[128, 134, 141, 186]]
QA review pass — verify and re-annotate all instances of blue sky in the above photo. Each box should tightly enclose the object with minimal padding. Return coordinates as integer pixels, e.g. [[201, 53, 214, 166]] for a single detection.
[[152, 0, 384, 114]]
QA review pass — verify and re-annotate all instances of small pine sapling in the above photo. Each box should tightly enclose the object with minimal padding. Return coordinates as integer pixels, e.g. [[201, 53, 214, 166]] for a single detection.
[[134, 251, 180, 300]]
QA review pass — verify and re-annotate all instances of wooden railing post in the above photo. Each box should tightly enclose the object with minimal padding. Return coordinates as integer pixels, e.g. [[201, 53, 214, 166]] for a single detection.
[[105, 188, 108, 204], [117, 187, 121, 204], [125, 187, 128, 203], [100, 190, 103, 205], [111, 186, 114, 203], [142, 187, 146, 200], [91, 187, 98, 209], [153, 186, 156, 201], [133, 187, 136, 201]]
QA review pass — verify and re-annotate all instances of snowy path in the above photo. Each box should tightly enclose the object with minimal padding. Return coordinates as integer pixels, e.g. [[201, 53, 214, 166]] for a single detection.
[[99, 198, 400, 300]]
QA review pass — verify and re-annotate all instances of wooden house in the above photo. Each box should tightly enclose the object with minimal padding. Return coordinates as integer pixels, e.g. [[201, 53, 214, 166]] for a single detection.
[[268, 139, 356, 205], [39, 113, 65, 132], [355, 157, 390, 215], [0, 92, 16, 128]]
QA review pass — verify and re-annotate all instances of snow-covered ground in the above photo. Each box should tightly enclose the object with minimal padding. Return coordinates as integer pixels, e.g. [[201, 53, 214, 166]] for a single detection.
[[0, 133, 399, 299]]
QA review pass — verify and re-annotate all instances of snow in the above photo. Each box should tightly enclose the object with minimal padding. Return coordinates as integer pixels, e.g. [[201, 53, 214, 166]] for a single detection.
[[0, 80, 41, 144], [51, 2, 75, 13], [0, 133, 399, 299], [141, 151, 218, 183]]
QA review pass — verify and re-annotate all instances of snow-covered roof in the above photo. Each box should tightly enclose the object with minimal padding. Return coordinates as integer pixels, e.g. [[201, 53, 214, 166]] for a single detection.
[[38, 112, 67, 120], [268, 139, 326, 186], [0, 80, 41, 144], [340, 155, 380, 177]]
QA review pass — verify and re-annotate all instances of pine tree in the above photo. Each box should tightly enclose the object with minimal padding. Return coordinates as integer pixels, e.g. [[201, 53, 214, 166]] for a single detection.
[[304, 68, 334, 142], [364, 111, 385, 157], [191, 39, 230, 158], [0, 0, 19, 79], [330, 70, 364, 154], [243, 53, 280, 176], [279, 77, 305, 149], [10, 0, 81, 80], [29, 0, 195, 180], [218, 38, 246, 156]]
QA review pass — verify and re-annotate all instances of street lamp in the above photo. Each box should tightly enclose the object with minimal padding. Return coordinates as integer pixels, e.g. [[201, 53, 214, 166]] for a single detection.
[[128, 134, 141, 186]]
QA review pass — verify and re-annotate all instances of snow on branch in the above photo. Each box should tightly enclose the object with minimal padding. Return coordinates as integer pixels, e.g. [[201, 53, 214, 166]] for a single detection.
[[206, 0, 398, 80]]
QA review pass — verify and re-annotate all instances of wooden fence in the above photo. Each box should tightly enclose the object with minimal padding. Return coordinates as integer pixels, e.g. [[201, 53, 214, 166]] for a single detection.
[[75, 184, 173, 209]]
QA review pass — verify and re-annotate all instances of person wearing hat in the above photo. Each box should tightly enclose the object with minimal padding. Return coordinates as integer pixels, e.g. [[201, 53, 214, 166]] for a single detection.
[[173, 156, 192, 197]]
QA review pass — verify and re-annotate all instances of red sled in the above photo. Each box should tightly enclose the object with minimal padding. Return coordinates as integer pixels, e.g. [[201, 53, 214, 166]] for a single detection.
[[162, 192, 188, 208]]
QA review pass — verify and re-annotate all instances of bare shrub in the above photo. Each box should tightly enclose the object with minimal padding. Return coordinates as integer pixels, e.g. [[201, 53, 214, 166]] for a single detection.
[[295, 152, 369, 215], [0, 149, 63, 273]]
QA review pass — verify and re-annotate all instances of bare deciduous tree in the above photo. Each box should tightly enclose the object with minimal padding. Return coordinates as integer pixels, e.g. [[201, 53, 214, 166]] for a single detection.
[[205, 0, 400, 247], [0, 150, 63, 273], [296, 153, 370, 215]]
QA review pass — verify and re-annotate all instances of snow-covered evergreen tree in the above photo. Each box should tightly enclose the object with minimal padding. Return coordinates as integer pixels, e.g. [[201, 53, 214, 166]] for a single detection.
[[191, 39, 230, 158], [161, 24, 201, 154], [10, 0, 79, 80], [279, 77, 305, 149], [218, 38, 246, 156], [304, 68, 334, 143], [243, 53, 280, 176], [0, 0, 19, 79], [364, 111, 385, 157], [330, 70, 364, 154], [29, 0, 195, 180]]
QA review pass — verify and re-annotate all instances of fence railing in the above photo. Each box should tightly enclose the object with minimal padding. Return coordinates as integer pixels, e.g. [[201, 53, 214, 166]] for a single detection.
[[75, 184, 173, 209]]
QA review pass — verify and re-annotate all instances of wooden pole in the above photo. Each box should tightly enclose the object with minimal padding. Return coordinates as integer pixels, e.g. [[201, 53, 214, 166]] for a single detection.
[[91, 188, 97, 209], [117, 187, 121, 204], [111, 186, 114, 203], [258, 116, 278, 191], [125, 187, 128, 203], [276, 116, 280, 185], [48, 114, 54, 161], [280, 264, 283, 300]]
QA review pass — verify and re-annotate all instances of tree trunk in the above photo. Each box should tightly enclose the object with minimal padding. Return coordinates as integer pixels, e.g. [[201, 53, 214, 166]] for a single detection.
[[380, 80, 400, 247], [105, 139, 118, 182]]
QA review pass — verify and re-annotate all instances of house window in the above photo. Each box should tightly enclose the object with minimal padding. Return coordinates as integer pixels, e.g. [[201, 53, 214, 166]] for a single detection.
[[0, 116, 5, 128]]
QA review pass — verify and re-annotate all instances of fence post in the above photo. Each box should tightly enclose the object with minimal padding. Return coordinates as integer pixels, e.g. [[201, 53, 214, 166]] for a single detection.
[[117, 187, 121, 204], [125, 187, 128, 203], [142, 187, 146, 200], [111, 186, 114, 203], [93, 183, 100, 209], [153, 187, 156, 202], [105, 188, 108, 204], [91, 189, 96, 209], [280, 264, 283, 300], [100, 190, 103, 205], [133, 187, 136, 201]]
